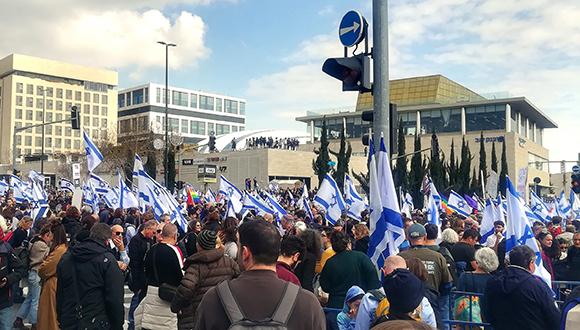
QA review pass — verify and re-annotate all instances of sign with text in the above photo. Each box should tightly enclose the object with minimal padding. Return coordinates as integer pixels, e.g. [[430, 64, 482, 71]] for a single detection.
[[197, 164, 217, 183]]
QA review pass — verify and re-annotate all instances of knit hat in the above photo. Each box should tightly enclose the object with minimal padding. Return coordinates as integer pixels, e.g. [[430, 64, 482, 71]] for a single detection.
[[198, 230, 217, 250], [382, 269, 424, 314]]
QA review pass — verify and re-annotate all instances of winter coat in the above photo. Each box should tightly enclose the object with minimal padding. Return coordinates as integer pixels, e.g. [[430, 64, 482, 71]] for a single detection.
[[171, 248, 240, 330], [37, 244, 67, 330], [56, 239, 124, 330], [0, 240, 26, 309], [482, 265, 560, 330], [61, 216, 81, 242], [294, 251, 317, 292], [127, 232, 153, 293], [134, 286, 177, 330]]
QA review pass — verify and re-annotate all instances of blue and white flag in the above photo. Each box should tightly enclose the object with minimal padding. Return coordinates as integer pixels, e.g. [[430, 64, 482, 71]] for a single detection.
[[571, 191, 580, 219], [447, 190, 473, 217], [505, 176, 552, 287], [30, 179, 48, 222], [204, 188, 216, 203], [557, 191, 573, 220], [344, 174, 367, 221], [426, 187, 440, 240], [0, 180, 9, 195], [480, 198, 502, 244], [59, 178, 75, 193], [83, 181, 100, 214], [401, 192, 414, 219], [10, 175, 32, 204], [28, 170, 45, 186], [264, 192, 287, 220], [314, 174, 346, 225], [368, 136, 405, 275], [219, 175, 243, 213], [529, 191, 551, 223], [298, 183, 315, 221], [118, 170, 139, 209], [242, 193, 275, 216], [83, 131, 104, 172]]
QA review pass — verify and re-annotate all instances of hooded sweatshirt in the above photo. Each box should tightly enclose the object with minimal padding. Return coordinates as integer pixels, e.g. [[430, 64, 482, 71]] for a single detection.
[[56, 238, 124, 330], [337, 286, 365, 330], [482, 265, 560, 330]]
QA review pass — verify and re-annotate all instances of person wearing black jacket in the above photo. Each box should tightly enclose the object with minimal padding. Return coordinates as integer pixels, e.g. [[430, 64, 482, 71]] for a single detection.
[[0, 239, 26, 329], [294, 229, 321, 292], [56, 223, 124, 330], [127, 220, 157, 330], [482, 245, 560, 330]]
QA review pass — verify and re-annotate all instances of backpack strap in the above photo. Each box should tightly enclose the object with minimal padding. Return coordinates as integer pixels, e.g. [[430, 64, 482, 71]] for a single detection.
[[271, 282, 299, 325], [217, 281, 245, 324]]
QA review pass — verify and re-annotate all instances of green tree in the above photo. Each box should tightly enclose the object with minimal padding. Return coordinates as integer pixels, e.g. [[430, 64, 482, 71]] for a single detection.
[[393, 119, 408, 191], [491, 141, 498, 173], [409, 134, 426, 209], [144, 150, 157, 179], [352, 171, 369, 195], [470, 168, 479, 193], [478, 131, 487, 193], [447, 139, 459, 189], [330, 128, 352, 191], [498, 139, 508, 196], [458, 137, 473, 195], [312, 118, 331, 188], [429, 132, 446, 190]]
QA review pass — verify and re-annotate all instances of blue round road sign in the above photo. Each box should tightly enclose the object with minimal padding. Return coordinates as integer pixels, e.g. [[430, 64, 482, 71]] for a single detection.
[[339, 10, 366, 47], [573, 165, 580, 174]]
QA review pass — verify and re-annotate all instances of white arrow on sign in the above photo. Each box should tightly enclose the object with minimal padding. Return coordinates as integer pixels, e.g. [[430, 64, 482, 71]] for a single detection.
[[340, 21, 360, 36]]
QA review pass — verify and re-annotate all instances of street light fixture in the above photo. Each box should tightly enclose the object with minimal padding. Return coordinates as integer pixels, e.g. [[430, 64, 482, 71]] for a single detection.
[[157, 41, 177, 189]]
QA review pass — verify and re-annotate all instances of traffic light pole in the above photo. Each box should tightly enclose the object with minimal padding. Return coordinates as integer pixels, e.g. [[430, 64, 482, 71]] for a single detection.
[[372, 0, 390, 153], [12, 118, 71, 175]]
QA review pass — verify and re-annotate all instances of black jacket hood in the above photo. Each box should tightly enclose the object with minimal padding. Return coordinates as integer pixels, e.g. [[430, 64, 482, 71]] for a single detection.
[[495, 265, 537, 294], [71, 238, 110, 263]]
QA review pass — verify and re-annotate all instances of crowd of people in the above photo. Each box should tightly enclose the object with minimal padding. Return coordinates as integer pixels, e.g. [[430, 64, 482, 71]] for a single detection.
[[0, 186, 579, 330], [246, 136, 300, 150]]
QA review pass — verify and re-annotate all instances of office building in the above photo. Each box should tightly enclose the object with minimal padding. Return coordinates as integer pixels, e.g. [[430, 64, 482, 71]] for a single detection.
[[0, 53, 118, 166], [117, 83, 246, 144]]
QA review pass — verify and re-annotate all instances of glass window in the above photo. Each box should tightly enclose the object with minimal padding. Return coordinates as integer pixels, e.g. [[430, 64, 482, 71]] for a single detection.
[[93, 105, 99, 115], [132, 89, 143, 105], [93, 93, 100, 104], [26, 97, 33, 107], [37, 86, 44, 96], [519, 114, 526, 135], [171, 91, 188, 107], [65, 127, 71, 137], [25, 136, 32, 146], [465, 104, 506, 132], [190, 121, 206, 135], [190, 94, 198, 108], [27, 84, 33, 94], [46, 126, 52, 135], [400, 112, 417, 135], [224, 100, 238, 114], [56, 113, 62, 121], [126, 92, 132, 106], [56, 126, 62, 136], [65, 139, 71, 149], [232, 126, 238, 132], [36, 98, 43, 109], [75, 91, 82, 101], [84, 104, 90, 114], [537, 128, 543, 146], [15, 108, 22, 119], [93, 118, 99, 127], [16, 83, 23, 93], [528, 120, 533, 139], [208, 122, 215, 134], [35, 126, 42, 134], [56, 88, 63, 98], [74, 140, 80, 149], [35, 137, 42, 147], [118, 94, 125, 108], [36, 111, 43, 121], [102, 94, 108, 105], [56, 101, 63, 111], [15, 136, 22, 146], [46, 87, 53, 97], [144, 88, 148, 103], [55, 138, 61, 148], [66, 90, 72, 99], [16, 95, 23, 106], [181, 119, 189, 134], [216, 124, 230, 135], [47, 100, 53, 110], [66, 102, 72, 110], [74, 130, 80, 137], [199, 95, 214, 110], [102, 118, 108, 127], [239, 102, 245, 115], [420, 108, 461, 133], [168, 118, 179, 132], [215, 98, 222, 112], [46, 138, 52, 148], [85, 92, 91, 102], [26, 110, 33, 120], [156, 87, 161, 103]]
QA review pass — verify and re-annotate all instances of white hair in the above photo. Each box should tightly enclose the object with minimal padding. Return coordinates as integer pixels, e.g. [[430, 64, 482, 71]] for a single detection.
[[475, 247, 499, 273], [441, 228, 459, 244]]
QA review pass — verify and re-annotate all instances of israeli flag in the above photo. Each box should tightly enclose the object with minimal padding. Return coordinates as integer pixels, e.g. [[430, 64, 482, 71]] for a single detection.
[[558, 191, 573, 220], [571, 191, 580, 219], [59, 178, 75, 193], [118, 170, 139, 209], [298, 183, 315, 221], [28, 170, 45, 186], [480, 198, 501, 244], [429, 180, 442, 211], [314, 174, 346, 225], [83, 131, 104, 172], [368, 136, 405, 275], [344, 174, 367, 221], [401, 192, 414, 219], [204, 188, 216, 203], [264, 192, 287, 220], [30, 179, 49, 223], [219, 175, 244, 213], [242, 193, 275, 216], [10, 175, 32, 204], [89, 173, 112, 195], [529, 191, 551, 223], [83, 181, 100, 214], [505, 176, 552, 287], [0, 180, 9, 195], [447, 190, 473, 217], [426, 189, 440, 240]]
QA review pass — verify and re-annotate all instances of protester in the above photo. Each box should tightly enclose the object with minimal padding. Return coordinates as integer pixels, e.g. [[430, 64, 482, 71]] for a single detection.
[[537, 230, 556, 279], [61, 206, 81, 241], [180, 219, 201, 257], [561, 232, 580, 280], [127, 219, 157, 329], [194, 220, 325, 329], [483, 245, 560, 330], [8, 216, 32, 249], [450, 228, 480, 273], [0, 230, 26, 330], [337, 285, 365, 330], [353, 223, 370, 254], [315, 226, 335, 274], [56, 223, 124, 330], [424, 223, 457, 283], [220, 216, 239, 260], [110, 224, 129, 269], [276, 235, 305, 285], [37, 220, 68, 330], [171, 229, 240, 329], [135, 223, 183, 329], [439, 228, 459, 253], [405, 257, 440, 328], [295, 228, 322, 292], [14, 225, 52, 329], [484, 220, 505, 249]]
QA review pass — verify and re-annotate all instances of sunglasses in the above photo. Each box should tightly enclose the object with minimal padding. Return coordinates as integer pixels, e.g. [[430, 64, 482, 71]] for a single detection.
[[156, 229, 162, 233], [114, 231, 124, 236]]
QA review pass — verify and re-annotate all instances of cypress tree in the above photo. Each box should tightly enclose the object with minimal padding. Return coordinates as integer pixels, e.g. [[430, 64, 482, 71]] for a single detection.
[[491, 141, 498, 173], [498, 140, 508, 196], [447, 139, 458, 189], [478, 132, 487, 193], [312, 118, 331, 188], [409, 134, 425, 209], [394, 119, 408, 191], [429, 132, 445, 191], [330, 128, 351, 191], [458, 137, 472, 195]]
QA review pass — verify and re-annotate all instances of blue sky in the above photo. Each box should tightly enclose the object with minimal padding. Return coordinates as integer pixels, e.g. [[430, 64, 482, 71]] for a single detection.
[[2, 0, 580, 170]]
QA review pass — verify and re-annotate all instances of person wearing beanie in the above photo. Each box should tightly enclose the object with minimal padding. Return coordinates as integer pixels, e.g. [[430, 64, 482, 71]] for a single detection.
[[171, 230, 240, 329], [337, 285, 365, 330]]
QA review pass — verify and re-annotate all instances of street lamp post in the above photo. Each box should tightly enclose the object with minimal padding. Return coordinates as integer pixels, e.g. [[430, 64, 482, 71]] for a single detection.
[[158, 41, 177, 188]]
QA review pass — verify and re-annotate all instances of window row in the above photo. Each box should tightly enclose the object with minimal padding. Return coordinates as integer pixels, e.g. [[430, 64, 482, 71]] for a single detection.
[[15, 83, 108, 104], [150, 87, 244, 115]]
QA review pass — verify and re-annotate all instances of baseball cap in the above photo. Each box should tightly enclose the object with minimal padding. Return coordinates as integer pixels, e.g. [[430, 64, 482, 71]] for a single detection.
[[408, 223, 426, 239]]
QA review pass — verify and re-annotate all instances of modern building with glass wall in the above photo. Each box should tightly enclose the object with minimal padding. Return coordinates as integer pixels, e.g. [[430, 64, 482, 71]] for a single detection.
[[117, 83, 246, 144], [296, 75, 558, 192]]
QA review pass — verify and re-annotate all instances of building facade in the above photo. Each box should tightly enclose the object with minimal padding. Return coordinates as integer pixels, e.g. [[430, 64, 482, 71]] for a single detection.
[[0, 54, 118, 165], [296, 75, 558, 193], [117, 83, 246, 144]]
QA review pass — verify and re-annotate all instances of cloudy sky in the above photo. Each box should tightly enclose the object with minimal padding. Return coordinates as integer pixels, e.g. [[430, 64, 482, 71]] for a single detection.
[[1, 0, 579, 171]]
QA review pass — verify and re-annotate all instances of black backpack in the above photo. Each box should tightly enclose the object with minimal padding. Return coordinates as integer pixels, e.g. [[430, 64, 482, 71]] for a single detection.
[[13, 239, 31, 272]]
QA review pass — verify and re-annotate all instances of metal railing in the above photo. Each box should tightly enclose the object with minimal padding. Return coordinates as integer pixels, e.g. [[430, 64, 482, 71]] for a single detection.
[[443, 291, 491, 329]]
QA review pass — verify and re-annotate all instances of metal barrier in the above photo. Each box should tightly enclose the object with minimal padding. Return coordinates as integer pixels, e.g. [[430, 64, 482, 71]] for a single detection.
[[552, 281, 580, 306], [443, 291, 491, 329]]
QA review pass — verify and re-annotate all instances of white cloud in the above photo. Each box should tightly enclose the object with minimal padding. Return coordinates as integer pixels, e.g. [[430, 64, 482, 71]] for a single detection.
[[0, 1, 217, 76], [318, 5, 335, 17]]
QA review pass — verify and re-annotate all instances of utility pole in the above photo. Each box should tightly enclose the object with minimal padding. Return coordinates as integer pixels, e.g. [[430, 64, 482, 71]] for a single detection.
[[372, 0, 390, 152], [158, 41, 176, 188], [40, 88, 46, 175]]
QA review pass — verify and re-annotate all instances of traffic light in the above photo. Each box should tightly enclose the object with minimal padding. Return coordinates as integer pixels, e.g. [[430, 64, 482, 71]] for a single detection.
[[208, 135, 216, 152], [71, 105, 80, 130], [322, 54, 371, 92], [572, 174, 580, 194], [360, 103, 398, 155]]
